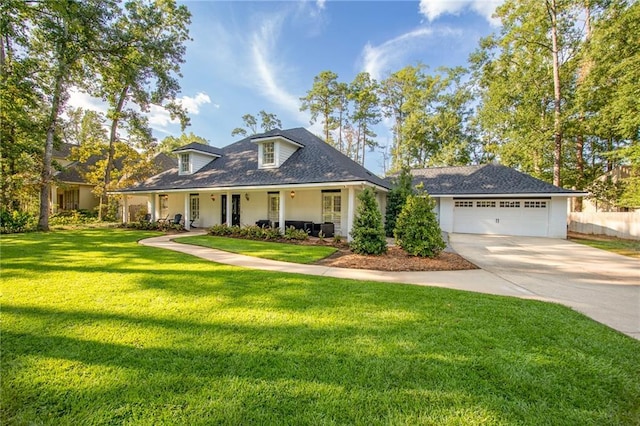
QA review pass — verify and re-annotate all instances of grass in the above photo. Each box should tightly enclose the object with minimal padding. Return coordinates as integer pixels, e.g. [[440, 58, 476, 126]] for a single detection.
[[2, 228, 640, 425], [570, 234, 640, 258], [176, 235, 337, 264]]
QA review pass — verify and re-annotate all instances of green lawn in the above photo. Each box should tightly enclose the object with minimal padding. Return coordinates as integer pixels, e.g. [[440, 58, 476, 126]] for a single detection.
[[2, 229, 640, 425], [570, 235, 640, 258], [176, 235, 337, 263]]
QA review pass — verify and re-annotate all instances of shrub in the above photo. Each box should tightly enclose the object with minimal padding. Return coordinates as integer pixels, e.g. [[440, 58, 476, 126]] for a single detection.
[[50, 210, 100, 227], [0, 209, 37, 233], [394, 193, 445, 258], [208, 224, 234, 236], [385, 168, 414, 237], [283, 226, 308, 241], [350, 188, 387, 255]]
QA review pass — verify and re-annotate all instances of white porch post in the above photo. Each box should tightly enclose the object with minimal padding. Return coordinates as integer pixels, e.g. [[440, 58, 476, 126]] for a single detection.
[[51, 186, 58, 214], [226, 191, 232, 226], [183, 193, 190, 230], [279, 190, 286, 234], [122, 196, 129, 224], [346, 186, 355, 241], [148, 194, 156, 221]]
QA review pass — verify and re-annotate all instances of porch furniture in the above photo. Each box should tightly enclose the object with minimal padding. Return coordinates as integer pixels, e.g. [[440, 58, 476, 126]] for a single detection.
[[255, 219, 271, 228], [140, 213, 151, 224], [311, 222, 334, 238], [157, 214, 170, 224], [168, 214, 182, 225]]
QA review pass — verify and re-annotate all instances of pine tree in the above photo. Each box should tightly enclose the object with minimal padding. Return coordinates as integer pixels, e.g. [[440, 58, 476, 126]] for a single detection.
[[350, 188, 387, 255], [384, 168, 413, 237], [394, 193, 445, 258]]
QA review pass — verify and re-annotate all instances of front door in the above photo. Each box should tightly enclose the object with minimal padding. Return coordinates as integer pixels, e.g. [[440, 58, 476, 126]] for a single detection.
[[322, 192, 342, 235], [220, 194, 241, 226], [231, 194, 241, 226]]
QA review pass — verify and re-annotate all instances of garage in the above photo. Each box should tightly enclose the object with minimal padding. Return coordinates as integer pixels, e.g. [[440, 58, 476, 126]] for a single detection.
[[406, 164, 585, 239], [453, 199, 550, 237]]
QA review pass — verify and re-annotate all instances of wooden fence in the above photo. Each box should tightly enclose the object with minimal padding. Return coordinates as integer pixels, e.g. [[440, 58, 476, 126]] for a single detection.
[[568, 212, 640, 240]]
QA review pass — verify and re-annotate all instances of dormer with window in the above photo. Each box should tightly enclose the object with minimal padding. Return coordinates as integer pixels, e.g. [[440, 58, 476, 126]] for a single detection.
[[173, 142, 222, 176], [253, 134, 304, 169]]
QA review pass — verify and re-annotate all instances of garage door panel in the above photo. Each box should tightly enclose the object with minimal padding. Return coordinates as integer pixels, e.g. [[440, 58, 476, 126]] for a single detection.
[[453, 199, 549, 237]]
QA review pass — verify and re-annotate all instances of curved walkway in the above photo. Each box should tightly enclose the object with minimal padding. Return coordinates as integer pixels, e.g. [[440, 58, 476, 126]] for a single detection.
[[139, 232, 639, 340]]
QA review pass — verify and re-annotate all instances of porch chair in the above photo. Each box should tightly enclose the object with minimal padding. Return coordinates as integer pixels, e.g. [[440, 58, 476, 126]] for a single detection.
[[139, 213, 151, 224], [157, 214, 170, 224], [168, 213, 182, 225]]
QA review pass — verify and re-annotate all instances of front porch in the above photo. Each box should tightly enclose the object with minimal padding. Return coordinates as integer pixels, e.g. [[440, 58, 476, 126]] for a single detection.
[[120, 184, 387, 241]]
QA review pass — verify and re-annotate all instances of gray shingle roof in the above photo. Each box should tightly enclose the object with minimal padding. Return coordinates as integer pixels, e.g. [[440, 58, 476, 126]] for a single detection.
[[173, 142, 223, 157], [408, 164, 580, 195], [124, 128, 389, 192]]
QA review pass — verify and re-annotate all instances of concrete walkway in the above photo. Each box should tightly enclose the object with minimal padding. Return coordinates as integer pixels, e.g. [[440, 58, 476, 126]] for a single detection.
[[139, 232, 639, 340]]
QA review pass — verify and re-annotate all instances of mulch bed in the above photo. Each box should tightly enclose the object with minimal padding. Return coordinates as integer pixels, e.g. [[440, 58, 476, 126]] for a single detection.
[[313, 245, 478, 272]]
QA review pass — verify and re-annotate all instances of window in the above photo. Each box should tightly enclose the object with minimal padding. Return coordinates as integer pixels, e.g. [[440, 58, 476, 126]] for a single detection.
[[524, 201, 547, 208], [190, 194, 200, 220], [180, 153, 190, 173], [476, 201, 496, 208], [455, 201, 473, 208], [268, 193, 279, 224], [500, 201, 521, 208], [262, 142, 275, 165], [63, 189, 79, 210]]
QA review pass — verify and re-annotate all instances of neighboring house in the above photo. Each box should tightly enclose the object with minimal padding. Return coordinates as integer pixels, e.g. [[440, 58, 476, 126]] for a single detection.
[[51, 143, 177, 215], [115, 128, 390, 239], [51, 143, 99, 213], [579, 165, 636, 213], [408, 165, 585, 238]]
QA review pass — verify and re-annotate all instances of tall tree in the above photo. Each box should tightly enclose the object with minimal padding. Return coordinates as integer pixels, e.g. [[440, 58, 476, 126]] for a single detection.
[[158, 132, 208, 154], [0, 0, 44, 212], [23, 0, 117, 230], [231, 110, 281, 137], [379, 65, 425, 171], [300, 70, 340, 145], [470, 0, 584, 185], [348, 72, 380, 166], [90, 0, 191, 219]]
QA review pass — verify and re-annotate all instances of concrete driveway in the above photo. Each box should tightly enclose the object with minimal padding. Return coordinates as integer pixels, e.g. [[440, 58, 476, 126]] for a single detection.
[[449, 234, 640, 340]]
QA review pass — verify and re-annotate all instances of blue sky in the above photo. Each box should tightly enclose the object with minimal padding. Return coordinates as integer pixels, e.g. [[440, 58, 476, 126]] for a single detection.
[[70, 0, 503, 175]]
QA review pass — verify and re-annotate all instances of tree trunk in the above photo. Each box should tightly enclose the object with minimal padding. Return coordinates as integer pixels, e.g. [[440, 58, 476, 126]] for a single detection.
[[100, 85, 129, 220], [548, 0, 563, 187], [38, 65, 67, 231]]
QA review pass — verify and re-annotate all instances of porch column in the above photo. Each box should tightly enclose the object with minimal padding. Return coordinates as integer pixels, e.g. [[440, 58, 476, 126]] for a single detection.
[[183, 193, 190, 230], [226, 191, 232, 226], [279, 191, 286, 234], [51, 186, 58, 214], [346, 187, 355, 241], [148, 194, 156, 221], [122, 195, 129, 224]]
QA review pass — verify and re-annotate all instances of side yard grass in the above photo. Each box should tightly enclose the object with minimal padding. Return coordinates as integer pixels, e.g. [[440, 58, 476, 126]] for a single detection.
[[569, 233, 640, 258], [176, 235, 337, 264], [2, 229, 640, 425]]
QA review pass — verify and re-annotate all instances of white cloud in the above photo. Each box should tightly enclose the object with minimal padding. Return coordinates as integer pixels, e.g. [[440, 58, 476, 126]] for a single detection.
[[361, 27, 458, 80], [250, 15, 308, 123], [177, 92, 213, 114], [419, 0, 503, 26], [67, 88, 108, 114], [316, 0, 326, 10]]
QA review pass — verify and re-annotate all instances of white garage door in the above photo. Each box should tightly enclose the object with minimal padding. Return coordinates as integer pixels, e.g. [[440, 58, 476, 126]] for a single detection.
[[453, 199, 550, 237]]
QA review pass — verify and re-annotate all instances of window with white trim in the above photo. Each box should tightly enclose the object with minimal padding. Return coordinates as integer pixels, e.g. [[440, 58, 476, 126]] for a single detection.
[[262, 142, 275, 165], [500, 201, 521, 208], [180, 153, 190, 173], [476, 201, 496, 208], [524, 201, 547, 208], [455, 201, 474, 207]]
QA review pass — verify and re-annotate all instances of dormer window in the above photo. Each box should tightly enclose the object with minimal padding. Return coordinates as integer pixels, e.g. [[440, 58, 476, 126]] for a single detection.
[[179, 153, 190, 174], [253, 134, 303, 169], [263, 142, 275, 166]]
